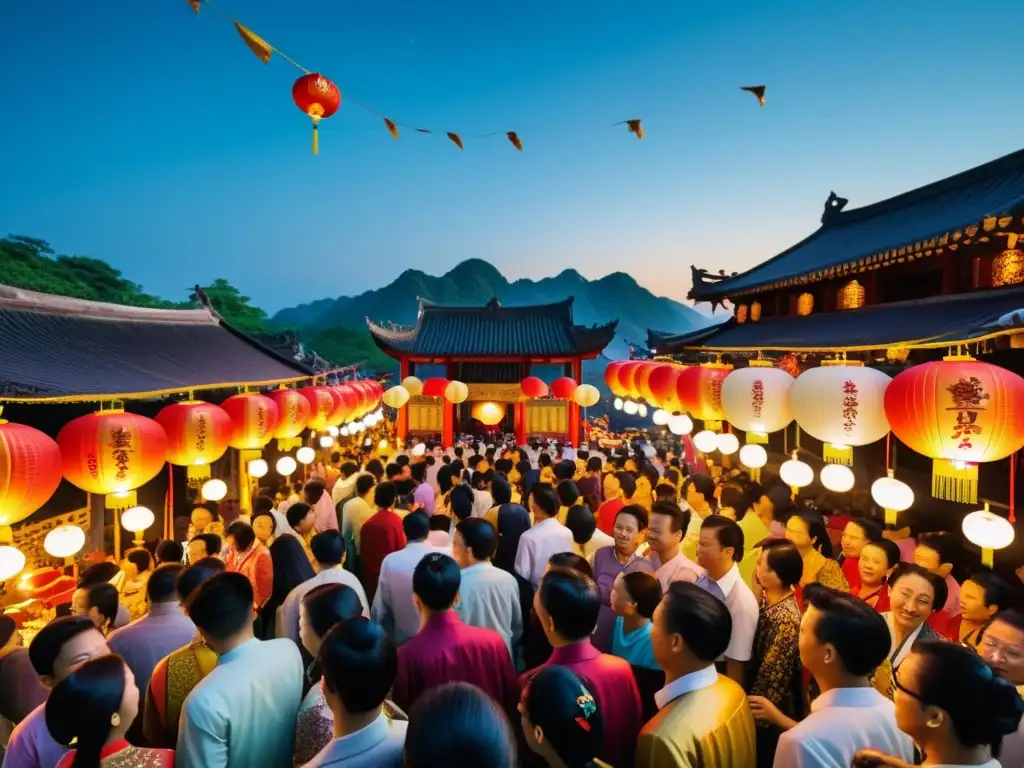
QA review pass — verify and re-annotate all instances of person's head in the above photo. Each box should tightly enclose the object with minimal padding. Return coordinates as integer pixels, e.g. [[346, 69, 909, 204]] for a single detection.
[[225, 520, 257, 553], [586, 456, 602, 474], [653, 482, 677, 504], [894, 639, 1023, 758], [185, 572, 256, 652], [858, 538, 902, 589], [538, 453, 552, 468], [147, 563, 183, 604], [268, 534, 316, 603], [840, 517, 882, 560], [684, 473, 716, 513], [799, 584, 890, 683], [521, 665, 603, 768], [888, 562, 947, 635], [615, 471, 636, 501], [71, 583, 119, 634], [785, 509, 833, 557], [755, 539, 803, 593], [961, 571, 1012, 625], [251, 509, 277, 544], [365, 458, 385, 481], [253, 495, 275, 516], [530, 484, 559, 521], [154, 539, 183, 566], [355, 473, 376, 501], [646, 501, 687, 556], [450, 484, 475, 522], [915, 531, 956, 579], [612, 504, 648, 557], [300, 583, 364, 657], [403, 510, 430, 544], [564, 505, 598, 546], [754, 485, 794, 524], [697, 516, 744, 578], [490, 477, 512, 506], [411, 462, 427, 485], [187, 533, 221, 563], [0, 616, 18, 653], [304, 480, 326, 506], [175, 558, 225, 602], [29, 615, 109, 688], [340, 460, 358, 478], [651, 582, 732, 674], [405, 682, 516, 768], [412, 553, 461, 617], [286, 502, 315, 534], [77, 561, 120, 588], [453, 518, 498, 568], [610, 570, 662, 621], [546, 552, 595, 580], [556, 480, 580, 508], [535, 569, 601, 645], [311, 529, 345, 569], [374, 481, 398, 510], [319, 617, 398, 718], [385, 462, 403, 482], [190, 503, 216, 531], [981, 610, 1024, 686], [123, 548, 152, 579], [46, 654, 139, 767]]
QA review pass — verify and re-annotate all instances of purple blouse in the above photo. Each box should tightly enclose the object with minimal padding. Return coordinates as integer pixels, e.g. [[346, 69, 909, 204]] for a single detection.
[[592, 547, 656, 653]]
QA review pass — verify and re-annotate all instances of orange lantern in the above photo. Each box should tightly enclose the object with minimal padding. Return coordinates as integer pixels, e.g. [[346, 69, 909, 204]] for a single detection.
[[292, 73, 341, 155], [617, 361, 645, 400], [520, 377, 548, 399], [550, 377, 578, 400], [633, 362, 659, 403], [331, 384, 358, 424], [298, 386, 341, 431], [648, 364, 685, 412], [267, 388, 311, 450], [605, 362, 628, 397], [57, 410, 168, 509], [221, 393, 280, 450], [154, 401, 233, 483], [676, 363, 733, 429], [885, 355, 1024, 502], [0, 420, 63, 527]]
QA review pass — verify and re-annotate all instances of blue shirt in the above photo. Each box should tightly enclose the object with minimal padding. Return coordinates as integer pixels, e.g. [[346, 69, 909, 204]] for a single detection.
[[611, 617, 659, 670]]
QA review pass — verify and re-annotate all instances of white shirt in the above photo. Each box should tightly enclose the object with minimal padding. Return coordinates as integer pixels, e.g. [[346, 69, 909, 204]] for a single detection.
[[455, 562, 523, 657], [772, 687, 915, 768], [332, 471, 364, 505], [271, 507, 297, 540], [472, 489, 493, 518], [177, 637, 303, 768], [715, 564, 759, 663], [370, 541, 449, 645], [515, 517, 576, 589], [276, 566, 369, 644], [653, 664, 718, 710]]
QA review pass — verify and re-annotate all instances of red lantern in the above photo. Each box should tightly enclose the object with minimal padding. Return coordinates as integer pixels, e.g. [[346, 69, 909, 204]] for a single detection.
[[605, 362, 628, 397], [57, 410, 168, 508], [550, 377, 578, 400], [520, 377, 548, 399], [331, 384, 358, 423], [676, 363, 732, 425], [154, 401, 233, 482], [422, 378, 451, 398], [617, 361, 645, 399], [0, 421, 63, 527], [885, 356, 1024, 502], [267, 388, 312, 444], [649, 364, 685, 412], [298, 386, 341, 431], [221, 393, 280, 450], [633, 362, 660, 403], [292, 73, 341, 155]]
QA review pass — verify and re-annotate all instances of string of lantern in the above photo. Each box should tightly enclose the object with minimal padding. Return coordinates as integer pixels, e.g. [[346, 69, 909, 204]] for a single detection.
[[184, 0, 766, 155]]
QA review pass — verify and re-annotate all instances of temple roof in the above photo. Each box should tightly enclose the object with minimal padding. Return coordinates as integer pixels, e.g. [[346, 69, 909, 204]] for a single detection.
[[366, 296, 618, 358], [0, 285, 313, 401], [689, 148, 1024, 301], [650, 284, 1024, 353]]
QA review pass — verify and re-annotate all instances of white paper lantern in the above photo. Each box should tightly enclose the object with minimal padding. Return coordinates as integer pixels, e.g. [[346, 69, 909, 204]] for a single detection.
[[121, 505, 155, 533], [623, 400, 639, 415], [789, 365, 892, 462], [715, 433, 740, 455], [277, 456, 298, 476], [871, 469, 914, 524], [201, 478, 228, 502], [327, 425, 340, 437], [412, 443, 427, 457], [378, 439, 389, 450], [721, 364, 795, 435], [340, 426, 350, 437], [319, 435, 335, 448], [739, 443, 768, 469], [613, 398, 624, 411], [779, 452, 814, 489], [296, 447, 316, 465], [0, 546, 26, 581], [248, 458, 269, 478], [637, 404, 648, 418], [820, 464, 855, 493], [44, 525, 85, 559], [653, 409, 670, 426], [962, 504, 1015, 566], [694, 430, 718, 453], [668, 414, 694, 436]]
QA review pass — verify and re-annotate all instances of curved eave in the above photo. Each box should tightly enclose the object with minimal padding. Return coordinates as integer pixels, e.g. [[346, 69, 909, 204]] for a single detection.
[[572, 320, 619, 356]]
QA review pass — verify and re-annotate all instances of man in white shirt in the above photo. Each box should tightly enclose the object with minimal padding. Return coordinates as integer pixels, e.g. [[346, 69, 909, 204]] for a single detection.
[[773, 584, 915, 768], [696, 516, 759, 684], [515, 485, 574, 589], [452, 518, 522, 658], [331, 461, 363, 506], [342, 475, 378, 556], [370, 511, 448, 645], [177, 572, 304, 768], [277, 530, 369, 645]]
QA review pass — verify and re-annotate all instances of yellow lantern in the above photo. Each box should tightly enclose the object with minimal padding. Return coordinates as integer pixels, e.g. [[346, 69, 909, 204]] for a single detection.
[[962, 503, 1014, 566], [574, 384, 600, 408], [472, 402, 505, 426], [445, 381, 469, 404], [382, 385, 410, 409], [401, 376, 423, 397]]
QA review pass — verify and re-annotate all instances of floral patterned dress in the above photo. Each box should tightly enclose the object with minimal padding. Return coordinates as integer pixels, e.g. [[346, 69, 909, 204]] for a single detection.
[[293, 682, 406, 766]]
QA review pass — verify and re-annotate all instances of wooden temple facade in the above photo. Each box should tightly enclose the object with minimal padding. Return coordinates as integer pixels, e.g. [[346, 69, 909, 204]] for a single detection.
[[368, 297, 617, 447]]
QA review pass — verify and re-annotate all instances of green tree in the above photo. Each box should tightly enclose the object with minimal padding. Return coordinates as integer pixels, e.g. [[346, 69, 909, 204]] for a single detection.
[[194, 278, 268, 334]]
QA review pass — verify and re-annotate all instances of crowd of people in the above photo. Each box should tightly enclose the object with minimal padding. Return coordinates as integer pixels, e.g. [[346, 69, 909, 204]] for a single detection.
[[3, 436, 1024, 767]]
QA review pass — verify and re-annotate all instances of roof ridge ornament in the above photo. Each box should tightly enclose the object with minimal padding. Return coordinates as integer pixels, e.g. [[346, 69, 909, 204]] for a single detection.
[[821, 191, 849, 226]]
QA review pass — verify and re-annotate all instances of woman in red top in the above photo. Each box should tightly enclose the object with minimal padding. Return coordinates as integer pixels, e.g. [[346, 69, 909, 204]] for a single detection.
[[47, 654, 174, 767], [223, 520, 273, 610], [852, 538, 901, 613]]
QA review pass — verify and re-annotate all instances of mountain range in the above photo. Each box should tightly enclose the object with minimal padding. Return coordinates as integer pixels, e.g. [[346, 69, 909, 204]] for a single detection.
[[273, 258, 709, 364]]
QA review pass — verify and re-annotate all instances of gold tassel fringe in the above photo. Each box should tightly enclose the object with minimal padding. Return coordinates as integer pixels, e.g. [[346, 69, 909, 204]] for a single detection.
[[824, 443, 853, 466], [932, 459, 978, 504]]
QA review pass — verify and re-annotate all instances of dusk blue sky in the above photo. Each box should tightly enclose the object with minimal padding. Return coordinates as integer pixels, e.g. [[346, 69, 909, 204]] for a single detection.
[[3, 0, 1023, 315]]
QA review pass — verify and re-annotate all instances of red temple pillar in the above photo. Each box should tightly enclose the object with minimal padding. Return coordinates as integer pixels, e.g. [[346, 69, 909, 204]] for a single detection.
[[568, 358, 582, 447], [397, 359, 409, 445], [442, 399, 454, 449], [514, 401, 526, 446]]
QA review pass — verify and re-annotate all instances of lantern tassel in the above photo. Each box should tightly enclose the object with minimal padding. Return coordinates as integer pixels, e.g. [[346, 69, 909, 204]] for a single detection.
[[105, 491, 137, 511], [311, 118, 320, 155], [983, 547, 995, 568], [705, 420, 723, 432], [932, 459, 978, 503], [749, 467, 761, 483], [824, 443, 853, 466], [747, 431, 769, 445], [884, 508, 898, 525], [187, 464, 211, 486]]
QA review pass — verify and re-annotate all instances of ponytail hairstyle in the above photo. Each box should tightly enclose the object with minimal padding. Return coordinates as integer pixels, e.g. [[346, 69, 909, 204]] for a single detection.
[[45, 655, 128, 768], [524, 665, 604, 768]]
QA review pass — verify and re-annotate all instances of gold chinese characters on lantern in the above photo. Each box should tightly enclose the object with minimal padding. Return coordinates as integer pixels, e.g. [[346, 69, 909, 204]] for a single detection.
[[838, 279, 866, 310], [797, 293, 814, 316]]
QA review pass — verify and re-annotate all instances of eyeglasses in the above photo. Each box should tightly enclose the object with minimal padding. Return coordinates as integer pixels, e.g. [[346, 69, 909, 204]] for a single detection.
[[979, 635, 1024, 664], [892, 674, 925, 703]]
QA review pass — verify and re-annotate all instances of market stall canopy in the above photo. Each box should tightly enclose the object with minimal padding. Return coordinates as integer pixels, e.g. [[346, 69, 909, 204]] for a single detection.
[[650, 284, 1024, 353], [689, 148, 1024, 303], [0, 285, 313, 401], [366, 296, 618, 359]]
